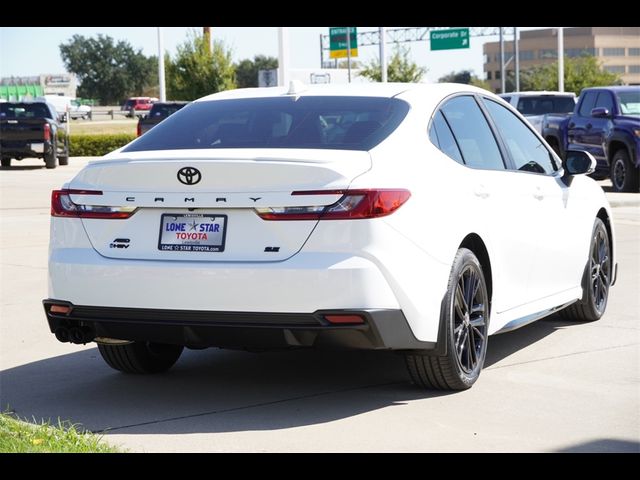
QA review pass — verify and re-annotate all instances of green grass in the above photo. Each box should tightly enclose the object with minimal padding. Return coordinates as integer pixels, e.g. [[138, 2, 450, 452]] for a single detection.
[[0, 413, 121, 453], [70, 120, 137, 136]]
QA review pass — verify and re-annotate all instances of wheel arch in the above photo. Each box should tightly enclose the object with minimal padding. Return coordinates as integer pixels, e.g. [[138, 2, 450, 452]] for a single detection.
[[607, 139, 629, 163], [459, 233, 493, 311]]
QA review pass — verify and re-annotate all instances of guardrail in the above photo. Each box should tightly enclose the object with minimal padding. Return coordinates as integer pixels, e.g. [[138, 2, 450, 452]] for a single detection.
[[84, 108, 149, 121]]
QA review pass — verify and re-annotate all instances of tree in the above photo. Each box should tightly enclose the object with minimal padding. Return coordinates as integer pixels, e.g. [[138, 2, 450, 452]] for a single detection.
[[60, 34, 157, 105], [438, 69, 491, 90], [165, 30, 236, 100], [359, 46, 427, 83], [235, 55, 278, 88], [512, 55, 621, 94]]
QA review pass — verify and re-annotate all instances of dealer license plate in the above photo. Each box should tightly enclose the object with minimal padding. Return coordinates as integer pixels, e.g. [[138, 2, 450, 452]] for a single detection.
[[158, 214, 227, 252]]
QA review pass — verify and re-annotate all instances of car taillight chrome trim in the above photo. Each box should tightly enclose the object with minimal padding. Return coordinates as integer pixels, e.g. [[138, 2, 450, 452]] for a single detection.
[[255, 189, 411, 221], [51, 189, 137, 219]]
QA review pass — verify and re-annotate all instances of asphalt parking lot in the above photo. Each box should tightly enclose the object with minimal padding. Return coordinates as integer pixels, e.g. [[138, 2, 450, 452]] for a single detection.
[[0, 157, 638, 452]]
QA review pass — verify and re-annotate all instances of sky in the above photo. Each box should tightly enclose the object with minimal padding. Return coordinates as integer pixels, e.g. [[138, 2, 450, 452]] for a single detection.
[[0, 26, 543, 83]]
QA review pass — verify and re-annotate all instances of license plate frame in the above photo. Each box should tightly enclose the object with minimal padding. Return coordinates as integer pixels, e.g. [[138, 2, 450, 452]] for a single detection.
[[31, 143, 44, 153], [158, 213, 227, 252]]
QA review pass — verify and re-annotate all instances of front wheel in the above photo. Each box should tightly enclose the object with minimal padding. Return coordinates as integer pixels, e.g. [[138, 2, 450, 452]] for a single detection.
[[610, 149, 639, 193], [405, 248, 490, 390], [560, 218, 611, 322], [98, 341, 183, 374]]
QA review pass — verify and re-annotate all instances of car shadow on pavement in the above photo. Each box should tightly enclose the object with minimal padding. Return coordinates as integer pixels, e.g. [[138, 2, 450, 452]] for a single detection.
[[0, 314, 575, 436], [0, 165, 46, 171]]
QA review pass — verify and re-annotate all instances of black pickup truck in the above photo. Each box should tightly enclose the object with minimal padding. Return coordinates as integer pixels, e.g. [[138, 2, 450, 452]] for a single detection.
[[137, 101, 188, 136], [0, 102, 69, 169]]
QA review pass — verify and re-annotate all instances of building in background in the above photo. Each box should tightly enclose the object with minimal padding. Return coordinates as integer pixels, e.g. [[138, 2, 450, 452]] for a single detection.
[[484, 27, 640, 93], [0, 73, 77, 101]]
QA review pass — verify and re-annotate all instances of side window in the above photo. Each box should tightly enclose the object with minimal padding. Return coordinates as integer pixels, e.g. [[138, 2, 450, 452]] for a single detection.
[[429, 110, 464, 165], [483, 99, 557, 175], [440, 95, 505, 171], [578, 92, 598, 116], [594, 91, 614, 113]]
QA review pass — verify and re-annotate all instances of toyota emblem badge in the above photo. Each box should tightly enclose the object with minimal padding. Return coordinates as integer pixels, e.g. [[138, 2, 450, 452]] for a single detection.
[[177, 167, 202, 185]]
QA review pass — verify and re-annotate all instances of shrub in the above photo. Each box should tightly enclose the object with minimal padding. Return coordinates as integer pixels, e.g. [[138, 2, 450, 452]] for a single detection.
[[69, 134, 136, 157]]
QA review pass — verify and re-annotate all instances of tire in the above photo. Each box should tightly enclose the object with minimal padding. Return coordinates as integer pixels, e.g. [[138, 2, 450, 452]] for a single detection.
[[405, 248, 490, 391], [560, 218, 611, 322], [44, 140, 57, 169], [1, 158, 11, 167], [98, 341, 183, 374], [58, 156, 69, 166], [610, 149, 639, 193]]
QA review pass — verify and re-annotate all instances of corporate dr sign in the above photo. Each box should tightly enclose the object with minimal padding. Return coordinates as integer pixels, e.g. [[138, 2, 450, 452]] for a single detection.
[[430, 28, 470, 51]]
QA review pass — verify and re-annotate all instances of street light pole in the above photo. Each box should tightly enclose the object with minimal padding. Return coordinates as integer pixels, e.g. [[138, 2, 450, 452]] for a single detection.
[[379, 27, 387, 82], [346, 27, 352, 83], [278, 27, 290, 87], [157, 27, 166, 102], [558, 27, 564, 92], [499, 27, 505, 94], [514, 26, 520, 92]]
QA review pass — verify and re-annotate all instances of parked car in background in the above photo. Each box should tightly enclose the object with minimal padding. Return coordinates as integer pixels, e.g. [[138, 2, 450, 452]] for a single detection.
[[34, 95, 91, 121], [499, 91, 576, 134], [45, 83, 615, 391], [0, 101, 69, 169], [122, 97, 158, 118], [137, 101, 189, 136], [542, 86, 640, 191]]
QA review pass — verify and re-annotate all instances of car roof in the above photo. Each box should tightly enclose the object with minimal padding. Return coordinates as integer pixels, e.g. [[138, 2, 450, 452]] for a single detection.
[[581, 86, 639, 92], [195, 82, 493, 103], [499, 91, 576, 97]]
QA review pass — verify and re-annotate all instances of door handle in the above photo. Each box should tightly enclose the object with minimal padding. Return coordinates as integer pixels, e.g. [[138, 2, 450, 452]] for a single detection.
[[533, 187, 544, 201], [586, 123, 592, 129], [474, 186, 490, 199]]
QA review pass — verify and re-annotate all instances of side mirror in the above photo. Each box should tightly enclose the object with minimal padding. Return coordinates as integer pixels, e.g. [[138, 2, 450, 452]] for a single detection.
[[591, 107, 610, 118], [561, 149, 597, 186]]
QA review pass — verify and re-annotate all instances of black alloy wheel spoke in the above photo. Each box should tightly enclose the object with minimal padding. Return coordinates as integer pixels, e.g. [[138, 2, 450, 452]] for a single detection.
[[453, 265, 487, 374]]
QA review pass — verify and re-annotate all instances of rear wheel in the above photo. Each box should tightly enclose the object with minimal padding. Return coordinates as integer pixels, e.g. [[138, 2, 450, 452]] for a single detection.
[[97, 341, 183, 374], [44, 140, 57, 169], [560, 218, 611, 322], [1, 158, 11, 167], [610, 149, 639, 193], [405, 248, 489, 390]]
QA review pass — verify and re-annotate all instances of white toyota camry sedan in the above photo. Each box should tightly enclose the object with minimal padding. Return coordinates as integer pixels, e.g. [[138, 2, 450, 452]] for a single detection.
[[44, 83, 616, 390]]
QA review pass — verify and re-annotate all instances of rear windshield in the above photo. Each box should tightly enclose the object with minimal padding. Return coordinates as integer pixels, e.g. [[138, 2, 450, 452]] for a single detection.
[[150, 103, 187, 117], [516, 96, 575, 115], [0, 103, 52, 119], [123, 96, 410, 152]]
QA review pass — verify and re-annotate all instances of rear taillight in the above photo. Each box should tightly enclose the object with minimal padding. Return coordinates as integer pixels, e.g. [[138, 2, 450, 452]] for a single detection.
[[136, 122, 142, 137], [255, 189, 411, 221], [51, 189, 136, 219], [43, 123, 51, 142]]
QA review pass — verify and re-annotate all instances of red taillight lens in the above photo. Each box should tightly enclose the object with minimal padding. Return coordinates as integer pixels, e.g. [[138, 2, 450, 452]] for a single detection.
[[256, 189, 411, 221], [51, 189, 136, 219], [324, 314, 365, 324], [136, 122, 142, 137], [43, 123, 51, 142]]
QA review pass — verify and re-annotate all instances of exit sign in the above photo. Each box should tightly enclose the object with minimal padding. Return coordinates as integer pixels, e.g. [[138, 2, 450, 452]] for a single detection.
[[430, 28, 470, 51]]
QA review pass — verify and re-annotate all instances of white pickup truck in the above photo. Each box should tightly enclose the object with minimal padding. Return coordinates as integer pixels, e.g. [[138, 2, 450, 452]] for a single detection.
[[35, 95, 91, 120], [498, 91, 576, 134]]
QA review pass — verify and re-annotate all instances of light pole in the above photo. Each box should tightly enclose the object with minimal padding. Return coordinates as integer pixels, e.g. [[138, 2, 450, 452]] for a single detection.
[[157, 27, 166, 102], [278, 27, 290, 87], [558, 27, 564, 92], [379, 27, 387, 82]]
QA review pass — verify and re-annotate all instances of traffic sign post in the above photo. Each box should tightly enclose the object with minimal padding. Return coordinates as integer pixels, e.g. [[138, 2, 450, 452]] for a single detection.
[[430, 28, 470, 51], [329, 27, 358, 58]]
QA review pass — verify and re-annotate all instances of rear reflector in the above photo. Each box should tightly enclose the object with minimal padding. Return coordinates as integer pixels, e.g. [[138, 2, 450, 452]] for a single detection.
[[51, 189, 137, 219], [324, 314, 365, 325], [256, 189, 411, 221], [50, 305, 71, 314]]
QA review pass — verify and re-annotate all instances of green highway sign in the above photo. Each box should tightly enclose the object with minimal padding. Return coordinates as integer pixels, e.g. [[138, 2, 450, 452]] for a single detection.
[[329, 27, 358, 59], [430, 28, 470, 51]]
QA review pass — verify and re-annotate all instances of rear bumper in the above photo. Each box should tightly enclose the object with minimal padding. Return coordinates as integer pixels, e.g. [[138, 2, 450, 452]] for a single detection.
[[1, 141, 51, 158], [43, 300, 435, 351]]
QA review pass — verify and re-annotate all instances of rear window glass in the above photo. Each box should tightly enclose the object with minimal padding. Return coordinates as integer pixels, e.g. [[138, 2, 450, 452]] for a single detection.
[[150, 104, 187, 117], [516, 96, 575, 115], [0, 103, 51, 119], [123, 96, 410, 152]]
